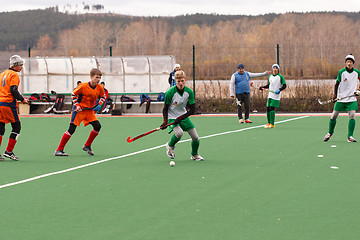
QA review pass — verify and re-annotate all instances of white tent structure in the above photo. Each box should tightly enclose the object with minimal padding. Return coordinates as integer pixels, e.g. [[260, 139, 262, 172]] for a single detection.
[[20, 56, 176, 94]]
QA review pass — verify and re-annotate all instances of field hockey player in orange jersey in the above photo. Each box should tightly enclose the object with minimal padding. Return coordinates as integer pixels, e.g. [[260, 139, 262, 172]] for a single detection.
[[55, 68, 105, 156], [0, 55, 29, 161]]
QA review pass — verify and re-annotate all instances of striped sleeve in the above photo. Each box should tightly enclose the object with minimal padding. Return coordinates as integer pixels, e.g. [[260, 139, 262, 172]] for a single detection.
[[71, 91, 79, 107], [72, 86, 81, 107]]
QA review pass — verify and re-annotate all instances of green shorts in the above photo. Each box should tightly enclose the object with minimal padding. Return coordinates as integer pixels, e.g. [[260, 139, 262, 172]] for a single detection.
[[266, 98, 280, 108], [168, 117, 195, 133], [334, 101, 358, 112]]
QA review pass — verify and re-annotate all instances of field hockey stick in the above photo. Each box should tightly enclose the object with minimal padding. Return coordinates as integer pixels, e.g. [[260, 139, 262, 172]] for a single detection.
[[17, 97, 34, 104], [71, 105, 97, 112], [127, 122, 175, 143], [318, 94, 357, 105], [250, 82, 276, 93]]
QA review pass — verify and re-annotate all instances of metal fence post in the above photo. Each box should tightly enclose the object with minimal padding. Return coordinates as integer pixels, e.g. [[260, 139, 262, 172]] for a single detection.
[[193, 45, 196, 99], [110, 46, 113, 72]]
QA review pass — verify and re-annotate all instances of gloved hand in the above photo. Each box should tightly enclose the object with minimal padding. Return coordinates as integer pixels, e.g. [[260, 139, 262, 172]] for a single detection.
[[333, 95, 337, 102], [160, 120, 168, 130], [22, 97, 29, 104], [354, 90, 360, 96], [75, 104, 81, 112], [259, 87, 263, 91], [275, 89, 281, 94], [174, 116, 183, 124], [93, 104, 102, 112]]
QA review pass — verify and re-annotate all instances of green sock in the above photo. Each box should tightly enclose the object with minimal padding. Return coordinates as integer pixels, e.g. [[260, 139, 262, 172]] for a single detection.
[[348, 119, 356, 137], [191, 140, 200, 156], [169, 135, 180, 147], [329, 119, 336, 134], [266, 111, 270, 124], [270, 110, 275, 125]]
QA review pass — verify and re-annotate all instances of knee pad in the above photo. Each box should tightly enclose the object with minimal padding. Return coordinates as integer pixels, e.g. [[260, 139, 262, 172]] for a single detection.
[[349, 111, 356, 119], [173, 127, 183, 139], [188, 128, 199, 141], [331, 111, 339, 120]]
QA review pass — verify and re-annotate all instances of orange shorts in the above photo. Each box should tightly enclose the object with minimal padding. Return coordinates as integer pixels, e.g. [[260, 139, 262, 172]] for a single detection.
[[0, 105, 19, 123], [70, 109, 98, 126]]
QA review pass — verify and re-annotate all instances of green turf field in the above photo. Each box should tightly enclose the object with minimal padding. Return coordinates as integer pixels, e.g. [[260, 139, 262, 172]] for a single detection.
[[0, 114, 360, 240]]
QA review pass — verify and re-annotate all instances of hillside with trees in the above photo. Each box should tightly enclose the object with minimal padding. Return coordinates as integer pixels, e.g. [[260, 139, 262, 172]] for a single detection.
[[2, 9, 360, 79]]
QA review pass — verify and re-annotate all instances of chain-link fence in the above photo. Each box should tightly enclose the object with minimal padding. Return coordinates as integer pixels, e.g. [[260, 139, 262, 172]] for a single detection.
[[1, 43, 356, 112]]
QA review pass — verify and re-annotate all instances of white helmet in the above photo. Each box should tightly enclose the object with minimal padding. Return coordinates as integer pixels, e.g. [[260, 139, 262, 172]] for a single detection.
[[272, 64, 280, 69], [345, 54, 355, 63], [174, 63, 180, 69], [10, 55, 24, 68]]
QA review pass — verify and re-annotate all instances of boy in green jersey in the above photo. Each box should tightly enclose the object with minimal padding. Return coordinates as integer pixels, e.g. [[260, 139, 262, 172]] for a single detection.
[[160, 70, 204, 161], [259, 64, 287, 128], [324, 54, 360, 142]]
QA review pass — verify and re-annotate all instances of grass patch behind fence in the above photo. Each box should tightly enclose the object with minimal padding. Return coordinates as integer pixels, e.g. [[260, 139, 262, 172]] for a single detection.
[[193, 79, 344, 113]]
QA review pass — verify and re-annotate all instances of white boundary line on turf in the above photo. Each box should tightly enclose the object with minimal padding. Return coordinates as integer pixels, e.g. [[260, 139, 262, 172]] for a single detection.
[[187, 115, 309, 142], [0, 115, 308, 190]]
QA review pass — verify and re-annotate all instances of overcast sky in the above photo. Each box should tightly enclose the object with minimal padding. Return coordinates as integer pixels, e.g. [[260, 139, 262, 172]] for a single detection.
[[2, 0, 360, 16]]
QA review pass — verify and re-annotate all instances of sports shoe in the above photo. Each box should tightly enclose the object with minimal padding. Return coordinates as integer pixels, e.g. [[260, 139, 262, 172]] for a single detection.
[[245, 119, 252, 123], [0, 155, 5, 161], [347, 136, 357, 142], [3, 151, 19, 161], [165, 142, 175, 159], [191, 154, 204, 161], [82, 145, 94, 155], [264, 124, 275, 128], [54, 150, 68, 156], [239, 119, 244, 123], [323, 133, 332, 142]]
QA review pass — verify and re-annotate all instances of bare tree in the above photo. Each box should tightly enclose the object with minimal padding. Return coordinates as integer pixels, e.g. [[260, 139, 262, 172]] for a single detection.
[[73, 20, 97, 56], [36, 34, 53, 56], [93, 21, 113, 56], [57, 29, 75, 56], [113, 22, 125, 55]]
